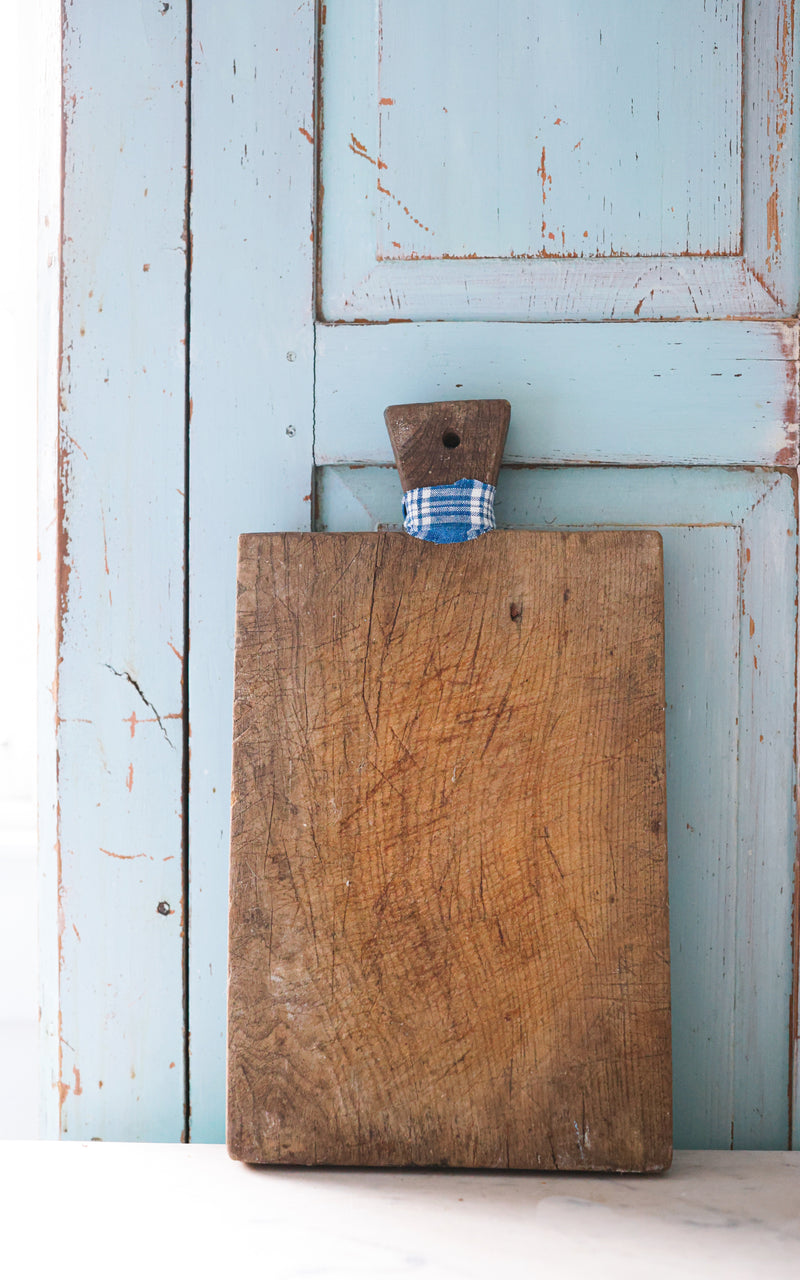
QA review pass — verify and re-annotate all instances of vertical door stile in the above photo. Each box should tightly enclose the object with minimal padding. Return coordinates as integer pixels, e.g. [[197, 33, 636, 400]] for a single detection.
[[48, 1, 190, 1139], [733, 477, 798, 1147], [187, 1, 317, 1139]]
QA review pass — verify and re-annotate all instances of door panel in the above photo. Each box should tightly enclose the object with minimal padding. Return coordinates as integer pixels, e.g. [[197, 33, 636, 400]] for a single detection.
[[317, 465, 797, 1149], [376, 2, 741, 260], [320, 0, 799, 319]]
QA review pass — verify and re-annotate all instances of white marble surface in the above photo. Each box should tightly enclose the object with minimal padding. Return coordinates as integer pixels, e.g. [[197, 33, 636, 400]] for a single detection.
[[0, 838, 39, 1140], [0, 1144, 797, 1277]]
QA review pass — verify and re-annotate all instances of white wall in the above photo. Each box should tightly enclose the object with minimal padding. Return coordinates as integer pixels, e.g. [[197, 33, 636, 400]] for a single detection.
[[0, 0, 48, 1139]]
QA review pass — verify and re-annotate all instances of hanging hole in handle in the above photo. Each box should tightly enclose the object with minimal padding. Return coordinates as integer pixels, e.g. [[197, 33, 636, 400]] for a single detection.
[[442, 430, 461, 449]]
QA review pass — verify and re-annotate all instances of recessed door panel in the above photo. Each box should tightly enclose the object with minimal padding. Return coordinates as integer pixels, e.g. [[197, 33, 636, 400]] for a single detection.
[[320, 0, 798, 319], [377, 1, 741, 261]]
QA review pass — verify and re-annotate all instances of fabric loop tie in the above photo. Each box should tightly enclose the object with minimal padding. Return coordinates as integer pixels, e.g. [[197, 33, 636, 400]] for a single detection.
[[402, 477, 496, 544]]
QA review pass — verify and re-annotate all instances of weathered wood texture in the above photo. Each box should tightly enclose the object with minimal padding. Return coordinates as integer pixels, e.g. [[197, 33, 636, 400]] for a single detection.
[[317, 465, 797, 1150], [229, 530, 671, 1169], [49, 0, 188, 1139], [384, 399, 510, 489], [320, 1, 799, 320]]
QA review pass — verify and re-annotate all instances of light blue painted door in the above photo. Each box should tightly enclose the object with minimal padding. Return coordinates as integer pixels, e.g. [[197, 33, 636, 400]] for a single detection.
[[52, 2, 800, 1145], [186, 1, 799, 1148]]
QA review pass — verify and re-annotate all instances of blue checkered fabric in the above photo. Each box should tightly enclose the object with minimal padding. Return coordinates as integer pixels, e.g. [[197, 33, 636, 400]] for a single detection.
[[402, 477, 496, 544]]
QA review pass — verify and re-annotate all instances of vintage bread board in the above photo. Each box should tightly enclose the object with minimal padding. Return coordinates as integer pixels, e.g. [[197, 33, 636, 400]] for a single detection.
[[227, 527, 671, 1170]]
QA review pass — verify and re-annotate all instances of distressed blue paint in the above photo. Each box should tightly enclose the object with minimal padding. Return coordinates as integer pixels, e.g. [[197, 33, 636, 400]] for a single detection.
[[734, 485, 798, 1148], [744, 0, 800, 315], [664, 526, 741, 1147], [320, 0, 798, 320], [53, 1, 187, 1139], [317, 465, 797, 1149], [188, 0, 317, 1141], [315, 322, 798, 467], [379, 1, 741, 259]]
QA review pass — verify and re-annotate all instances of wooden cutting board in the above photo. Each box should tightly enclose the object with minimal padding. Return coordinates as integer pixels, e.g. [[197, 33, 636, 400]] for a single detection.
[[228, 404, 671, 1171]]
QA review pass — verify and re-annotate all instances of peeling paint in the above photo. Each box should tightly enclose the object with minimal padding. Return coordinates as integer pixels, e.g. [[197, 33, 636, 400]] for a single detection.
[[349, 132, 386, 170], [376, 178, 433, 235], [757, 0, 795, 294], [775, 442, 797, 466], [348, 131, 433, 236], [767, 188, 781, 251], [64, 432, 88, 461], [536, 145, 551, 208], [123, 709, 181, 739], [779, 323, 798, 445]]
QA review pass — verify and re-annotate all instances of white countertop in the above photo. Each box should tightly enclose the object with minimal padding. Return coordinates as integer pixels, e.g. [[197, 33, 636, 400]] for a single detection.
[[1, 1143, 797, 1278]]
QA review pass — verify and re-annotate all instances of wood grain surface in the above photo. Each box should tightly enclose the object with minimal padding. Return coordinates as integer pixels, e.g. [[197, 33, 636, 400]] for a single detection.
[[384, 400, 510, 490], [228, 530, 671, 1169]]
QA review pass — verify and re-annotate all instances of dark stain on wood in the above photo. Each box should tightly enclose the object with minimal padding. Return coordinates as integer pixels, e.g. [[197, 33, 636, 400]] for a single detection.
[[384, 399, 510, 491]]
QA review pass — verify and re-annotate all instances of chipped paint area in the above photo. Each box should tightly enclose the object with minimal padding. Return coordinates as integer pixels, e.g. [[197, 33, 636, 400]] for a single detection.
[[349, 132, 435, 237], [760, 0, 795, 284], [777, 321, 800, 465]]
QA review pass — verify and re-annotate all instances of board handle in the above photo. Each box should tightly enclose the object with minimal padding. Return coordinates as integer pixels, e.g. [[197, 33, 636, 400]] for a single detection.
[[384, 400, 510, 492]]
